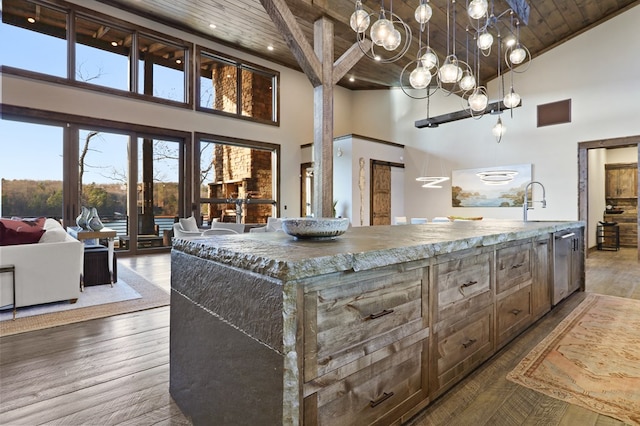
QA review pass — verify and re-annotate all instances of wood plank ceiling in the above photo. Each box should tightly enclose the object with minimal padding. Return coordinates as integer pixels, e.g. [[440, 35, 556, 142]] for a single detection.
[[64, 0, 640, 90]]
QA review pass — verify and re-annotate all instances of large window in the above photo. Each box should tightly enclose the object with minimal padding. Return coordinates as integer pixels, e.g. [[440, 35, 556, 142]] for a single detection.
[[198, 135, 279, 226], [2, 0, 190, 106], [75, 16, 132, 91], [198, 49, 279, 124], [0, 120, 64, 218], [0, 0, 67, 77]]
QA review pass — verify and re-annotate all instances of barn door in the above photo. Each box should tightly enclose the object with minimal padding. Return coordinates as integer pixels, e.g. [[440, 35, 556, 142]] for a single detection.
[[370, 161, 391, 226]]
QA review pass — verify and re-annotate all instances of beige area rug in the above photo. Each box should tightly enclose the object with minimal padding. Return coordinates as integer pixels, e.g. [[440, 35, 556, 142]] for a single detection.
[[507, 293, 640, 425], [0, 265, 169, 337]]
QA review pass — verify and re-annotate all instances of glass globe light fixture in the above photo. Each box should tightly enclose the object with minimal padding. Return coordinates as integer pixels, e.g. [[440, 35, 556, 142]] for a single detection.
[[492, 116, 506, 142], [415, 1, 433, 24], [371, 14, 393, 46], [459, 72, 476, 91], [420, 48, 438, 70], [409, 65, 431, 89], [477, 31, 493, 51], [509, 45, 527, 64], [383, 28, 402, 51], [468, 88, 488, 111], [350, 1, 370, 33], [467, 0, 488, 19], [503, 87, 521, 108], [439, 56, 462, 84]]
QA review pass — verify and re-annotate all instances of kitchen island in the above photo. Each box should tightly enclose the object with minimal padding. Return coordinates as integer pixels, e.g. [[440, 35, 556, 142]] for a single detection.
[[169, 220, 584, 425]]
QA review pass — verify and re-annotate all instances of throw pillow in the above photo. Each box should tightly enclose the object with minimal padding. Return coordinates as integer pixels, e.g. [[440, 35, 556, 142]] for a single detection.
[[0, 217, 46, 246], [38, 227, 69, 244], [179, 216, 199, 232]]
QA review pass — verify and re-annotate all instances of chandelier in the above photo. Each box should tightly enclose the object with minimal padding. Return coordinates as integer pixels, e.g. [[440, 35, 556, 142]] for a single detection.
[[350, 0, 531, 139]]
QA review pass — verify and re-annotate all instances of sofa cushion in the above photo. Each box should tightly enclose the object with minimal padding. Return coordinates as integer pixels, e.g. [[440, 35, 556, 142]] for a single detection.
[[39, 227, 70, 244], [0, 217, 46, 246], [179, 216, 199, 232]]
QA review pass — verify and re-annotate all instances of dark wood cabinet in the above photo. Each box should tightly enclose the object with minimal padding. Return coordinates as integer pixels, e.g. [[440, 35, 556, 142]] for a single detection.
[[605, 163, 638, 199]]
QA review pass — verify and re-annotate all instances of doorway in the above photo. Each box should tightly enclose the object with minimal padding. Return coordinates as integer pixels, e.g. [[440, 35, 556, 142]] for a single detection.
[[370, 160, 404, 226], [578, 135, 639, 261]]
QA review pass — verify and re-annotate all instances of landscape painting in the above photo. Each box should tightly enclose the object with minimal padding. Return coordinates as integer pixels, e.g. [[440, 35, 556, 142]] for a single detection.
[[452, 164, 532, 207]]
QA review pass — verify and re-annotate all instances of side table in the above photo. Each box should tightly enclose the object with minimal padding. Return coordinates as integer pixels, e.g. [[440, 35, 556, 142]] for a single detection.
[[67, 227, 117, 291]]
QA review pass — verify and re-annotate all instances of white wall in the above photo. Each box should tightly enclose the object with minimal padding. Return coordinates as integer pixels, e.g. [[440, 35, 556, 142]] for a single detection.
[[588, 149, 607, 248], [351, 5, 640, 223]]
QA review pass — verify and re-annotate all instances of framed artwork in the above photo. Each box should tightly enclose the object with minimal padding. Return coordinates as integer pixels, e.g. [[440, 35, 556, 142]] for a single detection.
[[452, 164, 532, 207]]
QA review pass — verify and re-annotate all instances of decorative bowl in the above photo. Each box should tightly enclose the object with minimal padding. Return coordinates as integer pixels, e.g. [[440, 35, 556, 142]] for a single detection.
[[281, 217, 350, 240]]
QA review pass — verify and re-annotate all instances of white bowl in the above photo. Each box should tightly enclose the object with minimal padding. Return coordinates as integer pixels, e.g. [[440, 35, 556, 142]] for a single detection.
[[281, 217, 349, 240]]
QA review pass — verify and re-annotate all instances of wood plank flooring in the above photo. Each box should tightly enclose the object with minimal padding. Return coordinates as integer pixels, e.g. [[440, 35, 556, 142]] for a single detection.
[[0, 249, 637, 425]]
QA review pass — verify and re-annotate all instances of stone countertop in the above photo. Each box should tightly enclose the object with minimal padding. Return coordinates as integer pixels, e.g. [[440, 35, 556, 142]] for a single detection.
[[172, 220, 584, 281]]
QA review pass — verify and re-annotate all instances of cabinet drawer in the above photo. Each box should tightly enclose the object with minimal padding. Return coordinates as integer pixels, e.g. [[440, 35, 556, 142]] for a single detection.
[[497, 285, 532, 346], [435, 252, 492, 320], [496, 242, 532, 293], [432, 305, 493, 395], [304, 339, 427, 426], [305, 268, 425, 379]]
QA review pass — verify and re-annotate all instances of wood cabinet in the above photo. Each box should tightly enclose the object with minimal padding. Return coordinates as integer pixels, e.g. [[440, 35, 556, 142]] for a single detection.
[[605, 163, 638, 199], [603, 212, 637, 247], [431, 249, 494, 397], [302, 262, 430, 426], [531, 236, 551, 320]]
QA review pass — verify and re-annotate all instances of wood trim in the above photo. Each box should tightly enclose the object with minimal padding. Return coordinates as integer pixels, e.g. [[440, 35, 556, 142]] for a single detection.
[[334, 134, 405, 148]]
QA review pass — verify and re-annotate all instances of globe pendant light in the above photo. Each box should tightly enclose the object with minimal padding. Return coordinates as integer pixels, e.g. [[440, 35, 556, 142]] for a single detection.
[[492, 116, 506, 142], [468, 87, 488, 112], [371, 10, 393, 47], [414, 0, 432, 24], [410, 65, 431, 89], [467, 0, 488, 20], [383, 28, 402, 51], [350, 0, 370, 33], [459, 72, 476, 91], [509, 45, 527, 64], [420, 47, 438, 70], [439, 55, 462, 84], [503, 86, 521, 108], [477, 31, 493, 51]]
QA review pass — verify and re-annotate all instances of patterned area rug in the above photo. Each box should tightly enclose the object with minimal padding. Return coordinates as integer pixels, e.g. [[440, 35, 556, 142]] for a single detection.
[[507, 293, 640, 425], [0, 264, 169, 337]]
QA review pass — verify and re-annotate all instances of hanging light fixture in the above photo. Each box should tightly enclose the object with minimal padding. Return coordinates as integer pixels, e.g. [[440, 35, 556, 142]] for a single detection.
[[492, 116, 506, 142], [350, 0, 412, 63], [476, 169, 517, 185]]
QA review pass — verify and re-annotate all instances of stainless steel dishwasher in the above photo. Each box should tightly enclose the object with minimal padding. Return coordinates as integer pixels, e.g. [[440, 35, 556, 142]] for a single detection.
[[552, 230, 575, 305]]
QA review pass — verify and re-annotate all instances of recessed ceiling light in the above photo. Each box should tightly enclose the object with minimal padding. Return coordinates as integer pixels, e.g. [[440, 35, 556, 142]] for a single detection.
[[111, 41, 118, 47], [27, 17, 36, 23], [349, 76, 355, 82], [176, 59, 182, 64], [209, 23, 217, 29], [267, 45, 274, 51]]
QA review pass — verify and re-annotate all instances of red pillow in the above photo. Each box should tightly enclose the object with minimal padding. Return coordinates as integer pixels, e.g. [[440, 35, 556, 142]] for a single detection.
[[0, 217, 46, 246]]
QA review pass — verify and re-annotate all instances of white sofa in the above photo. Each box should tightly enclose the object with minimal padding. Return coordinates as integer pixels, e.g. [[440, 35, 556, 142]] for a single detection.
[[0, 218, 82, 311]]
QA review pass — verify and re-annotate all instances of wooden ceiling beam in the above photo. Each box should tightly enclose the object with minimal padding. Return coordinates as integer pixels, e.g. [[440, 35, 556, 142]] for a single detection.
[[259, 0, 322, 87]]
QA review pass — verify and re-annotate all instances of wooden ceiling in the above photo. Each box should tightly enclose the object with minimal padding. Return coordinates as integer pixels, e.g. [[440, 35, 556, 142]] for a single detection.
[[39, 0, 640, 90]]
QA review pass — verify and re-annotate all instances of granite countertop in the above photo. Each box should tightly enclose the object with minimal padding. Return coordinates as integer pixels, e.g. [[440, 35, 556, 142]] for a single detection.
[[172, 220, 584, 281]]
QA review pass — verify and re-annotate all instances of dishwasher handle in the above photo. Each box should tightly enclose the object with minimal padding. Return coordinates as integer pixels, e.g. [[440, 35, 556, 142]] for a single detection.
[[556, 232, 575, 240]]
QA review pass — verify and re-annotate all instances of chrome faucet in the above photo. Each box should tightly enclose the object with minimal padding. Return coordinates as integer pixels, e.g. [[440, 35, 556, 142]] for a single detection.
[[523, 181, 547, 222]]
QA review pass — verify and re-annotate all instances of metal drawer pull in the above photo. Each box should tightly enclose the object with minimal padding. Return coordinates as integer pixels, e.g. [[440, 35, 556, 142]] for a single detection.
[[370, 392, 394, 408], [462, 338, 477, 349], [461, 280, 478, 288], [510, 309, 523, 315], [558, 232, 576, 239], [511, 263, 524, 269], [368, 309, 394, 320]]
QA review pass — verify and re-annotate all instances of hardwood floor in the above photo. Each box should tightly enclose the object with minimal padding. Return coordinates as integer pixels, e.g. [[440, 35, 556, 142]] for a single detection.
[[0, 249, 637, 425]]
